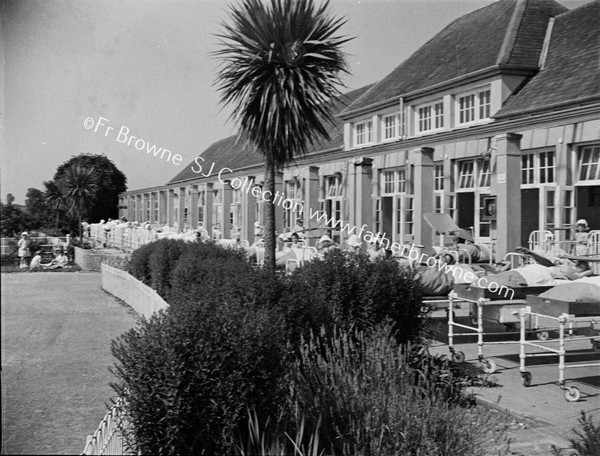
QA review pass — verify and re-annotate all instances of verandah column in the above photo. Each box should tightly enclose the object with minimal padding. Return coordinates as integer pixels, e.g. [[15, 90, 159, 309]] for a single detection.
[[242, 176, 256, 242], [178, 187, 186, 232], [167, 189, 175, 228], [222, 182, 232, 239], [493, 133, 522, 258], [190, 185, 199, 229], [304, 166, 320, 246], [158, 190, 167, 225], [412, 147, 434, 256], [353, 157, 373, 235], [205, 183, 214, 239]]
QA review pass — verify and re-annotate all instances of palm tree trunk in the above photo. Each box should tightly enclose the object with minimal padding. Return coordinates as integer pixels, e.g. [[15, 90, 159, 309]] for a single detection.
[[263, 157, 277, 271]]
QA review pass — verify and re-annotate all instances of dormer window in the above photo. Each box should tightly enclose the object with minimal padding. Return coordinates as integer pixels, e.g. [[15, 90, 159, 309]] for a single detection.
[[458, 89, 491, 125], [354, 120, 373, 146]]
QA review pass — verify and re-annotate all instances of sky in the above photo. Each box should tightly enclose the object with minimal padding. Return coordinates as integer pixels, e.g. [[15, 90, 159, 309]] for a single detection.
[[0, 0, 590, 204]]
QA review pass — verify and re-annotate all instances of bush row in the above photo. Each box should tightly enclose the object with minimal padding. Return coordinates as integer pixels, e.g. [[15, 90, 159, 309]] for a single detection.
[[112, 240, 490, 455]]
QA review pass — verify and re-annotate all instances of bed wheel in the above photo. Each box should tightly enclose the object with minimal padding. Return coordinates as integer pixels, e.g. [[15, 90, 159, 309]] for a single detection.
[[592, 342, 600, 352], [482, 359, 496, 374], [451, 351, 465, 364], [470, 315, 478, 326], [537, 331, 549, 341], [564, 386, 581, 402], [521, 371, 532, 387], [505, 323, 516, 332]]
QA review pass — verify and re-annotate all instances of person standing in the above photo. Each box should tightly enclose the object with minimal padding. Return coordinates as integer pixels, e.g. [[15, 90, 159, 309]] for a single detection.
[[17, 232, 31, 269], [573, 219, 590, 256]]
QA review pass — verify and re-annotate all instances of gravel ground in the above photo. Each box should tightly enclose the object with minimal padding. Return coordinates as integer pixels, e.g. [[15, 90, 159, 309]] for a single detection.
[[1, 272, 138, 455]]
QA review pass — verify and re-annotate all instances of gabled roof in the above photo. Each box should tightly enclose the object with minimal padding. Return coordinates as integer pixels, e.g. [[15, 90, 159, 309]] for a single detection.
[[168, 84, 373, 185], [495, 1, 600, 119], [343, 0, 567, 116]]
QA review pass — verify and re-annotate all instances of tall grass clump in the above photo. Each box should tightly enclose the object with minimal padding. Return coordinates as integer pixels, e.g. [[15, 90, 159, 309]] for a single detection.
[[286, 324, 509, 456], [552, 411, 600, 456]]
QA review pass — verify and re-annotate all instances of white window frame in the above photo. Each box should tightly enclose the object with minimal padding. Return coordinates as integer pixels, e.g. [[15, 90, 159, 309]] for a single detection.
[[382, 114, 398, 141], [456, 88, 491, 126], [354, 120, 373, 147], [415, 99, 444, 134], [520, 150, 557, 189], [577, 144, 600, 184]]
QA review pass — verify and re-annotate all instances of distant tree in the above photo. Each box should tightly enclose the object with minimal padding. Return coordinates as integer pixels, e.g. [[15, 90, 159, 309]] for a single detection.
[[61, 164, 100, 240], [215, 0, 350, 270], [0, 202, 25, 237], [24, 188, 48, 229], [44, 180, 66, 233], [53, 154, 127, 222], [6, 193, 15, 205]]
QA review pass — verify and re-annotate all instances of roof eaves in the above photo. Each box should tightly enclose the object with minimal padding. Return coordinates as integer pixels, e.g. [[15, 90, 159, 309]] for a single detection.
[[340, 66, 506, 120], [493, 95, 600, 120]]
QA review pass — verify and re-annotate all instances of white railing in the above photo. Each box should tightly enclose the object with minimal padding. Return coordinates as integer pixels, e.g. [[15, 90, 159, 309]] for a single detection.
[[82, 398, 133, 455], [83, 266, 169, 454], [101, 264, 168, 318]]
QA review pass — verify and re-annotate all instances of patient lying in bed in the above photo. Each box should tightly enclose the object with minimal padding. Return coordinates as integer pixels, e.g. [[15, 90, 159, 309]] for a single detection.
[[472, 261, 592, 288]]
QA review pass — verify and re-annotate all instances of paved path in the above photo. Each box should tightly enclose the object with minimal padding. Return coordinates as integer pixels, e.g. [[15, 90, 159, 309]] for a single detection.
[[1, 272, 138, 455], [429, 308, 600, 455]]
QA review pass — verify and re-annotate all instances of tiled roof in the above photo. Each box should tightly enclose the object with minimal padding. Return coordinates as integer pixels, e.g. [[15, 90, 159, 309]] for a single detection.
[[344, 0, 567, 115], [495, 1, 600, 118], [168, 85, 373, 184]]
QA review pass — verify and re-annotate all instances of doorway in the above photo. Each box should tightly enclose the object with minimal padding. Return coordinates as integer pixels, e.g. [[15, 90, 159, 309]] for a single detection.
[[521, 189, 539, 245]]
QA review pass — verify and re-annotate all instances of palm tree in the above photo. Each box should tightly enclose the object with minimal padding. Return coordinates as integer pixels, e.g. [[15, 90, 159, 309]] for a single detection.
[[60, 164, 100, 241], [44, 180, 66, 233], [215, 0, 350, 270]]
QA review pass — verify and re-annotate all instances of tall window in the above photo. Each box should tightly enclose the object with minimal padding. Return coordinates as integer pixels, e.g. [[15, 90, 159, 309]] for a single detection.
[[284, 178, 303, 229], [434, 164, 444, 191], [522, 154, 535, 185], [478, 159, 491, 187], [434, 164, 444, 213], [418, 106, 431, 132], [457, 160, 475, 189], [479, 90, 491, 119], [417, 100, 444, 133], [458, 94, 475, 124], [539, 151, 555, 184], [355, 120, 373, 146], [383, 115, 397, 140], [458, 89, 491, 125], [321, 174, 344, 242], [383, 170, 395, 194], [434, 102, 444, 129], [578, 145, 600, 182]]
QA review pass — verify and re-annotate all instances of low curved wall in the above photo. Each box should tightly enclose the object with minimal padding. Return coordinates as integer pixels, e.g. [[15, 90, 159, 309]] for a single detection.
[[101, 264, 168, 318]]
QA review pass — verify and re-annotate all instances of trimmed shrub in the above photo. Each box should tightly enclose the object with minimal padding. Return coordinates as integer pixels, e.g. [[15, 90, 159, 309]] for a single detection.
[[147, 239, 189, 297], [111, 301, 290, 455], [127, 241, 157, 283], [279, 250, 424, 345]]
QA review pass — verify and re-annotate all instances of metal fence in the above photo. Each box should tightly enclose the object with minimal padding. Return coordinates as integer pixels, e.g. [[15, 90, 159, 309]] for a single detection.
[[82, 398, 133, 456]]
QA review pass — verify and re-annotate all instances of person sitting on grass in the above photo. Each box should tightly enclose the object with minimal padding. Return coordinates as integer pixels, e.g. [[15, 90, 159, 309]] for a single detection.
[[29, 250, 42, 272], [45, 248, 69, 270]]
